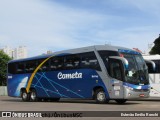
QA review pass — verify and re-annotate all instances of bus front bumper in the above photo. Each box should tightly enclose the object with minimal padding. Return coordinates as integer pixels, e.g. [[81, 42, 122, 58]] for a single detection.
[[124, 87, 150, 99]]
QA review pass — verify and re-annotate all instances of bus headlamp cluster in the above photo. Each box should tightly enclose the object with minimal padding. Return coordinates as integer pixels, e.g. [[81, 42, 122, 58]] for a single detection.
[[124, 86, 134, 90]]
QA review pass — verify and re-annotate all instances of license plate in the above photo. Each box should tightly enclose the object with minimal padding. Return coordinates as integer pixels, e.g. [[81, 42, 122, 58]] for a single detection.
[[139, 94, 145, 97]]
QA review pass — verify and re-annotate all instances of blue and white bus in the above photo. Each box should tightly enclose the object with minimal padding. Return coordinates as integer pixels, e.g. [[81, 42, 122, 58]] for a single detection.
[[143, 55, 160, 97], [7, 45, 150, 104]]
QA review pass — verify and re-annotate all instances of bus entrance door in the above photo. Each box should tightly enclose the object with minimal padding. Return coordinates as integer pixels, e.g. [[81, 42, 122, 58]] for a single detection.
[[108, 58, 125, 99]]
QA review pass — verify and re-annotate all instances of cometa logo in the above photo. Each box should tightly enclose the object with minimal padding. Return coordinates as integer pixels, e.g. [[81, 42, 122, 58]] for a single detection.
[[57, 72, 83, 79]]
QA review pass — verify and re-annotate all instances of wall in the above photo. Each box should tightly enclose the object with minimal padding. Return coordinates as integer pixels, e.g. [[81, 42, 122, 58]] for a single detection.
[[0, 86, 8, 96]]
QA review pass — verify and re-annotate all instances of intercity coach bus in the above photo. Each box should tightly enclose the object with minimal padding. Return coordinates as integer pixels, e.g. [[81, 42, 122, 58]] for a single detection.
[[143, 55, 160, 97], [7, 45, 150, 104]]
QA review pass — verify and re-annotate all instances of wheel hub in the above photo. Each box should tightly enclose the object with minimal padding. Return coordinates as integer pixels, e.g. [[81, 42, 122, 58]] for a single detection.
[[31, 92, 36, 100], [22, 92, 27, 99], [97, 92, 105, 101]]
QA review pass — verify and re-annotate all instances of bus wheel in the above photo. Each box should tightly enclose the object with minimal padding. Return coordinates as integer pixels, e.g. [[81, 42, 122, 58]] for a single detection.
[[50, 98, 60, 102], [115, 99, 127, 104], [30, 89, 38, 102], [95, 88, 109, 104], [21, 90, 29, 102]]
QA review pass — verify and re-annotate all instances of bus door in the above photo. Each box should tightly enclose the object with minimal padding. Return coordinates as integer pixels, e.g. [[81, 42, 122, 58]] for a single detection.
[[108, 58, 125, 99]]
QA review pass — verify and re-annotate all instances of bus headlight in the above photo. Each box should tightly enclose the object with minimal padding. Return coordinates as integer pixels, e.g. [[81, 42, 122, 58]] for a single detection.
[[124, 86, 133, 90]]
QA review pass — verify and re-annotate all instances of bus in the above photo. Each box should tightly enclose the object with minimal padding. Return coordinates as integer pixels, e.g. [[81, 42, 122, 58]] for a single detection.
[[143, 55, 160, 97], [7, 45, 150, 104]]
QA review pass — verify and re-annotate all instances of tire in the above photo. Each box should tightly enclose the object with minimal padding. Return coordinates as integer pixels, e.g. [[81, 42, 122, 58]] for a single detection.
[[30, 89, 38, 102], [95, 88, 109, 104], [115, 99, 127, 104], [21, 90, 30, 102]]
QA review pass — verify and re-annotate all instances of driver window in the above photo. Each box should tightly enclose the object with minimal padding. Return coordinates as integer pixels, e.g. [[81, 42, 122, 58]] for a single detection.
[[110, 61, 123, 80]]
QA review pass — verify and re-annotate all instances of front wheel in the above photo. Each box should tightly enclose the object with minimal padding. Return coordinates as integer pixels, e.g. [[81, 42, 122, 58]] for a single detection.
[[115, 99, 127, 104], [21, 90, 30, 102], [95, 88, 109, 104]]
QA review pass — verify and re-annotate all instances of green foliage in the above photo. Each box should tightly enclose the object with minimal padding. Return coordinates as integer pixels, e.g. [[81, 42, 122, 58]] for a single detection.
[[150, 35, 160, 55], [0, 51, 12, 86]]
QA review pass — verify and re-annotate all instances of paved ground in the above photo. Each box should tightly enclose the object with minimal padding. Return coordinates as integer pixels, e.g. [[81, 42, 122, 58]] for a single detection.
[[0, 96, 160, 120]]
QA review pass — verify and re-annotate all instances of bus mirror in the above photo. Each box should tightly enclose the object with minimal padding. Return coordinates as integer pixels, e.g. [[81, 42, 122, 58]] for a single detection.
[[109, 56, 129, 70]]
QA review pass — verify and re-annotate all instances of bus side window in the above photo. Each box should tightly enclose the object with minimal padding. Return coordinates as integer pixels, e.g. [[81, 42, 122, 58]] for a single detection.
[[98, 50, 119, 71], [73, 55, 81, 69], [42, 61, 50, 71], [109, 60, 123, 81], [80, 52, 101, 71], [65, 55, 80, 70], [38, 59, 50, 72], [17, 63, 25, 74], [65, 56, 74, 69], [25, 61, 37, 73], [50, 57, 64, 71], [8, 63, 16, 74]]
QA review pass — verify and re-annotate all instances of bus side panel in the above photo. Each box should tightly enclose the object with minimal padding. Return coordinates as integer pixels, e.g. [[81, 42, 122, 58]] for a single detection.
[[31, 69, 108, 99], [7, 73, 30, 97]]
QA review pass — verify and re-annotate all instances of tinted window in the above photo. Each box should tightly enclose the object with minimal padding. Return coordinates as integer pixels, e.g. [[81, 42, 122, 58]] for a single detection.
[[64, 55, 80, 69], [109, 60, 123, 81], [80, 52, 101, 71], [8, 52, 102, 74], [50, 57, 64, 70], [25, 60, 37, 73], [17, 63, 25, 74], [8, 63, 16, 74], [98, 51, 119, 70]]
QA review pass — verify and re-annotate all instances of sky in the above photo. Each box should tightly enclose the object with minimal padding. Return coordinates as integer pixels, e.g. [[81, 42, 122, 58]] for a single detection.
[[0, 0, 160, 57]]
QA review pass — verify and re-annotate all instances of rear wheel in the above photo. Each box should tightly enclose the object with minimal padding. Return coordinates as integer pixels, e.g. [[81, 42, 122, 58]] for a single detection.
[[95, 88, 109, 104], [21, 90, 29, 102], [115, 99, 127, 104], [30, 89, 38, 102]]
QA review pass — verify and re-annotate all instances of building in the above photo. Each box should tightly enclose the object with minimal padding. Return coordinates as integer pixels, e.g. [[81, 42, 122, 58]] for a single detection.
[[2, 46, 27, 60], [2, 46, 14, 58], [46, 50, 53, 54], [13, 46, 28, 59]]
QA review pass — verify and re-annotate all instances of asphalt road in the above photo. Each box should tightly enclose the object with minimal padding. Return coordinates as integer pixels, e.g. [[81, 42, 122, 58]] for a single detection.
[[0, 96, 160, 120]]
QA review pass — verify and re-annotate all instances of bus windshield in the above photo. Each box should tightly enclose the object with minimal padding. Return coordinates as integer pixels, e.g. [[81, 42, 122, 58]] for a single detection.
[[122, 53, 149, 85]]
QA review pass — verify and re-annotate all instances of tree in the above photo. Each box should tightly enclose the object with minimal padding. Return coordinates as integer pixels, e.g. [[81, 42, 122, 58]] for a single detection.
[[0, 50, 12, 86], [150, 34, 160, 55]]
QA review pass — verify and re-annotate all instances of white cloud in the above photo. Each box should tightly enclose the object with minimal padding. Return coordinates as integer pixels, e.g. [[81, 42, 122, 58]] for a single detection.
[[0, 0, 159, 56], [0, 0, 114, 56]]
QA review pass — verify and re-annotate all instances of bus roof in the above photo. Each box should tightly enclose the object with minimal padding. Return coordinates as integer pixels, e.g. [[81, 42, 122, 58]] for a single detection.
[[143, 55, 160, 60], [8, 44, 137, 63]]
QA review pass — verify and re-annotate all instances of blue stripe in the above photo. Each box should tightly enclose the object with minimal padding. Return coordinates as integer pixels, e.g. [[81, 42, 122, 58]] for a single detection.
[[36, 72, 62, 97], [34, 76, 50, 97], [123, 82, 150, 89], [33, 84, 70, 98], [119, 49, 141, 55], [35, 72, 85, 98]]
